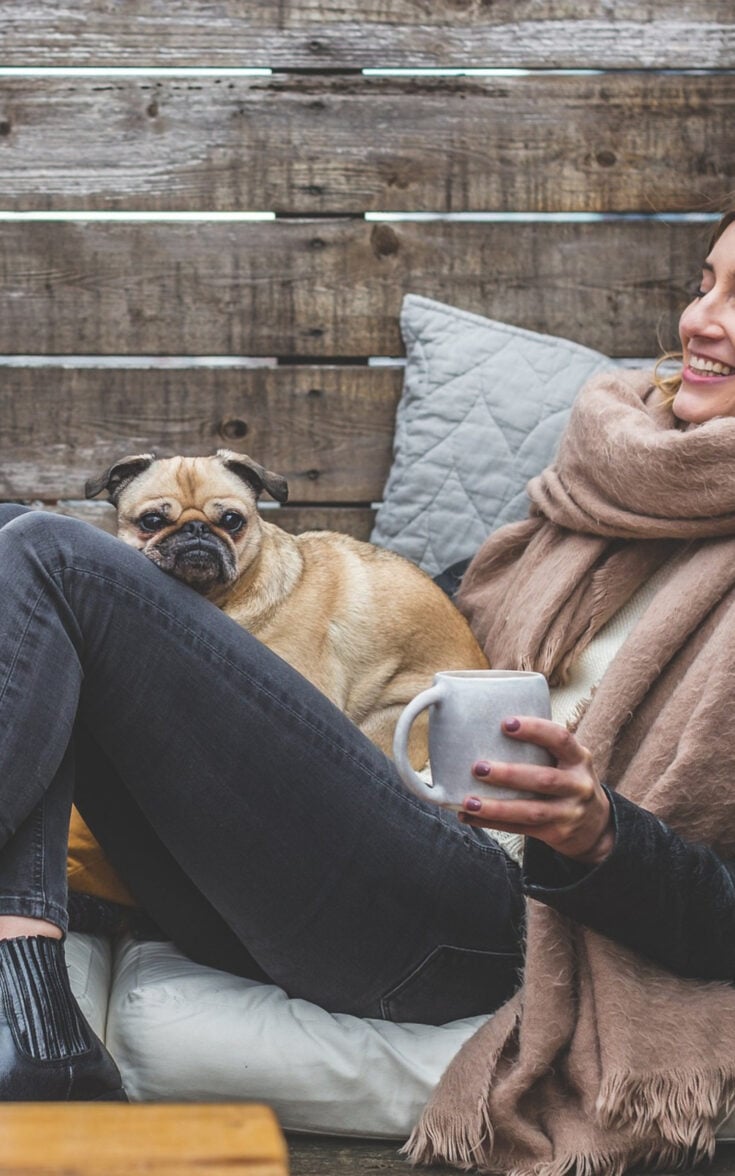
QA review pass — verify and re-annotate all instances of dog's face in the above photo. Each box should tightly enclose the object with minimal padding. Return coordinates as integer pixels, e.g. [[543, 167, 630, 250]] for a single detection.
[[85, 450, 288, 594]]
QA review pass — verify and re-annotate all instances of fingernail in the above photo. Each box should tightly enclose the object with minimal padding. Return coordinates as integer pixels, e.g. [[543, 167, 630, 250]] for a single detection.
[[474, 760, 492, 777], [504, 717, 521, 732], [464, 797, 483, 812]]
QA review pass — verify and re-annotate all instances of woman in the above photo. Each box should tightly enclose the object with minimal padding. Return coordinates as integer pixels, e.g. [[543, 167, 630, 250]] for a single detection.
[[0, 214, 734, 1170], [408, 210, 735, 1173]]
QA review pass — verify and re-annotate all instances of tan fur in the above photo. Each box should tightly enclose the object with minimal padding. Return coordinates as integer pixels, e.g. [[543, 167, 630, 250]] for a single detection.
[[104, 451, 488, 768]]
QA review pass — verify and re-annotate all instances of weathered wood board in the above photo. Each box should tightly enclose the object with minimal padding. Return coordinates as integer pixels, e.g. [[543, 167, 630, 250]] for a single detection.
[[1, 73, 733, 213], [0, 366, 401, 500], [0, 219, 710, 357], [1, 0, 733, 68], [37, 500, 377, 539]]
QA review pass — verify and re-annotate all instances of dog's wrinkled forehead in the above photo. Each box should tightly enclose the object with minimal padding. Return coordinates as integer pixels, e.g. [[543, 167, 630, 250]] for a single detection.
[[120, 456, 259, 513], [85, 450, 289, 509]]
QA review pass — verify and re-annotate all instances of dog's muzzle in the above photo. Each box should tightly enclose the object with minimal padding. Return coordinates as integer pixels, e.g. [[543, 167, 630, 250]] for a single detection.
[[152, 522, 237, 591]]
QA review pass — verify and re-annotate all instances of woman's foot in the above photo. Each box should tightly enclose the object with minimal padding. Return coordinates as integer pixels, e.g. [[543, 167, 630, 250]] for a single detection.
[[0, 935, 127, 1101]]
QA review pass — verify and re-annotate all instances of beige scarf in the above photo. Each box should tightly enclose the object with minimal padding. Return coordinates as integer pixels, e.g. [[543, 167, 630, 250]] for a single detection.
[[406, 369, 735, 1175]]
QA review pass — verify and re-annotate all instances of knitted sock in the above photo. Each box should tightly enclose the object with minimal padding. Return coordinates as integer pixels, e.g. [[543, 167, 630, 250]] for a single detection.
[[0, 936, 90, 1060]]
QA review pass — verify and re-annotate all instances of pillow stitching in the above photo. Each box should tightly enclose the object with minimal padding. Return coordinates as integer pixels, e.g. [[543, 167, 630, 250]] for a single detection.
[[374, 299, 611, 574]]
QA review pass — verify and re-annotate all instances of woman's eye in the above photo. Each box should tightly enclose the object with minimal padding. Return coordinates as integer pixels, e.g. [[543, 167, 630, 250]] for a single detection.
[[138, 512, 166, 532], [692, 274, 714, 299], [220, 511, 245, 534]]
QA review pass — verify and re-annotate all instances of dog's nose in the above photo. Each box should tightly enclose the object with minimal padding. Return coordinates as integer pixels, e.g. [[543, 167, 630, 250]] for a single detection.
[[179, 520, 212, 538]]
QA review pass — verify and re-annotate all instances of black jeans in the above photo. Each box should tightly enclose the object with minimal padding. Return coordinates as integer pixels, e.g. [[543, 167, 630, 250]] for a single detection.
[[0, 506, 525, 1024]]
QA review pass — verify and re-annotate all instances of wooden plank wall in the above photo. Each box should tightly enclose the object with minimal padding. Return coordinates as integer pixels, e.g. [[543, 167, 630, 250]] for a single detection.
[[0, 2, 734, 536]]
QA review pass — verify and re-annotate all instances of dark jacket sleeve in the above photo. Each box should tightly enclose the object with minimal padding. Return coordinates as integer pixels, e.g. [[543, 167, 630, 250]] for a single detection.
[[522, 789, 735, 982]]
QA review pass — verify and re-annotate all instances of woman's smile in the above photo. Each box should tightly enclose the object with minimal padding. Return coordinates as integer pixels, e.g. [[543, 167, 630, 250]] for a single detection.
[[674, 221, 735, 423], [684, 352, 735, 380]]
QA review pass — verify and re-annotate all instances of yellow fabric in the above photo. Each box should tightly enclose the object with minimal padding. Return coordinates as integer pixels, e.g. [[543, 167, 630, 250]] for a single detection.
[[67, 805, 137, 907]]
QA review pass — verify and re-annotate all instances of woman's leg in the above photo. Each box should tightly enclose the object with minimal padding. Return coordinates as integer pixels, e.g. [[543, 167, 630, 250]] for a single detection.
[[74, 726, 272, 981], [0, 505, 127, 1100], [0, 509, 525, 1025], [0, 747, 71, 934], [0, 504, 71, 940]]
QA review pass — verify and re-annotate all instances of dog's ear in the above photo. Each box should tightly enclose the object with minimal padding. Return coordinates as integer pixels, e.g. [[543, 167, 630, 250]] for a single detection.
[[85, 454, 156, 505], [216, 450, 289, 504]]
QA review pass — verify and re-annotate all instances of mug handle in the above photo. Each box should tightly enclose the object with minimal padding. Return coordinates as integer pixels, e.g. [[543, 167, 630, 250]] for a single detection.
[[392, 684, 448, 805]]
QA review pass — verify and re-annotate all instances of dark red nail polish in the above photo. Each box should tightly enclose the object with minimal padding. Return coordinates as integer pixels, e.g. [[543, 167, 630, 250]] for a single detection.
[[464, 797, 483, 812], [504, 717, 521, 732], [474, 760, 492, 777]]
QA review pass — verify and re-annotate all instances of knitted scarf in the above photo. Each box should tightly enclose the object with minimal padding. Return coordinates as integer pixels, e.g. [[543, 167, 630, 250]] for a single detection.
[[405, 368, 735, 1175]]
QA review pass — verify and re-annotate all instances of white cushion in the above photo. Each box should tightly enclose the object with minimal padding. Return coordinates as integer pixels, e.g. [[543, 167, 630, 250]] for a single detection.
[[370, 294, 612, 577], [105, 936, 486, 1137], [65, 930, 113, 1041], [103, 935, 735, 1142]]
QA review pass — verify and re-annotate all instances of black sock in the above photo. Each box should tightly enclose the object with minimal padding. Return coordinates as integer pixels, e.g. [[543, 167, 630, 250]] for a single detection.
[[0, 936, 90, 1060]]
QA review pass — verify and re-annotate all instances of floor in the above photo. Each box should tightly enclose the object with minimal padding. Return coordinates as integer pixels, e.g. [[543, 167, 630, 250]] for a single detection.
[[287, 1135, 426, 1174], [286, 1136, 735, 1175]]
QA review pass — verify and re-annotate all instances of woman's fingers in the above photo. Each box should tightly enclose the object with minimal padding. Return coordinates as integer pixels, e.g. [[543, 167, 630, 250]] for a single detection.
[[471, 760, 586, 798], [499, 716, 592, 766], [459, 793, 583, 833], [458, 715, 614, 863], [466, 717, 593, 796]]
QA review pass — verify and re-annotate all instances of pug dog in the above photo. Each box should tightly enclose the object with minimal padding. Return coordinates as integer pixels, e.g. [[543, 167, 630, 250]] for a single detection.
[[85, 450, 489, 768]]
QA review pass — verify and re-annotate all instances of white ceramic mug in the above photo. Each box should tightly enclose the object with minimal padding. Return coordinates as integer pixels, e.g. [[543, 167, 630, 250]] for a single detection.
[[393, 669, 553, 810]]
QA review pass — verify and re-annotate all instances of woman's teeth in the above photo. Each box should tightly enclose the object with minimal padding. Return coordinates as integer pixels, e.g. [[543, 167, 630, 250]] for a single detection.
[[689, 355, 735, 376]]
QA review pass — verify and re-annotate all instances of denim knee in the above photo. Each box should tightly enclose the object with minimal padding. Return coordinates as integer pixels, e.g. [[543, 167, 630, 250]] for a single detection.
[[0, 503, 34, 528], [2, 508, 112, 569]]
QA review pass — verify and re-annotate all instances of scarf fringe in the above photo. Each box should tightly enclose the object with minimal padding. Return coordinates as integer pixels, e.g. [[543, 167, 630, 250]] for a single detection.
[[404, 1130, 718, 1176], [507, 1148, 640, 1176], [401, 1092, 494, 1171], [597, 1066, 735, 1149], [503, 1137, 709, 1176], [403, 1068, 735, 1174]]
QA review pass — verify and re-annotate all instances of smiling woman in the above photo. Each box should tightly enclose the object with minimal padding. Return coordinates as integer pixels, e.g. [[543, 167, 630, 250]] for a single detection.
[[653, 211, 735, 425], [675, 216, 735, 424]]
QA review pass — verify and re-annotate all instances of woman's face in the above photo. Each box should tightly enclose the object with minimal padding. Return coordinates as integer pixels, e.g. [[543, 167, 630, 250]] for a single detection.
[[675, 221, 735, 423]]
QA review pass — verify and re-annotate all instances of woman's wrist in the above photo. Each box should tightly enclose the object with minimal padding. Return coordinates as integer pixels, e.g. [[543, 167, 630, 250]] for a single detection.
[[564, 814, 616, 866]]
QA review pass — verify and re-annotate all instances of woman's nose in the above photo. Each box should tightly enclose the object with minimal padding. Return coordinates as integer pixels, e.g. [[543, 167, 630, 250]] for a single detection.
[[680, 292, 725, 340]]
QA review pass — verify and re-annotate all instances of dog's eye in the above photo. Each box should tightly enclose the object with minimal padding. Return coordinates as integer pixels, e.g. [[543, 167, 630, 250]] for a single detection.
[[219, 510, 245, 534], [138, 512, 167, 533]]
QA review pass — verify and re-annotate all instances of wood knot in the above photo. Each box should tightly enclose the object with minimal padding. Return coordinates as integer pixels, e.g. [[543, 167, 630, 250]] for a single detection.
[[220, 418, 248, 441], [370, 224, 400, 259], [596, 150, 617, 168]]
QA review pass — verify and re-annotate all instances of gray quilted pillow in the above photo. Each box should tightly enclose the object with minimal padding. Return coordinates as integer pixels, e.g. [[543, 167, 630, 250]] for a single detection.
[[370, 295, 613, 577]]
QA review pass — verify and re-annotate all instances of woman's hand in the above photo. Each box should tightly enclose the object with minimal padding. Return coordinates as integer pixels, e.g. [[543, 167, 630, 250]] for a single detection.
[[458, 716, 615, 865]]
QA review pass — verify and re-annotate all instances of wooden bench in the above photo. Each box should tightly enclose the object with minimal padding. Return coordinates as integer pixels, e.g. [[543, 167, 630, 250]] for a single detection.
[[0, 1104, 288, 1175], [1, 2, 734, 1171]]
